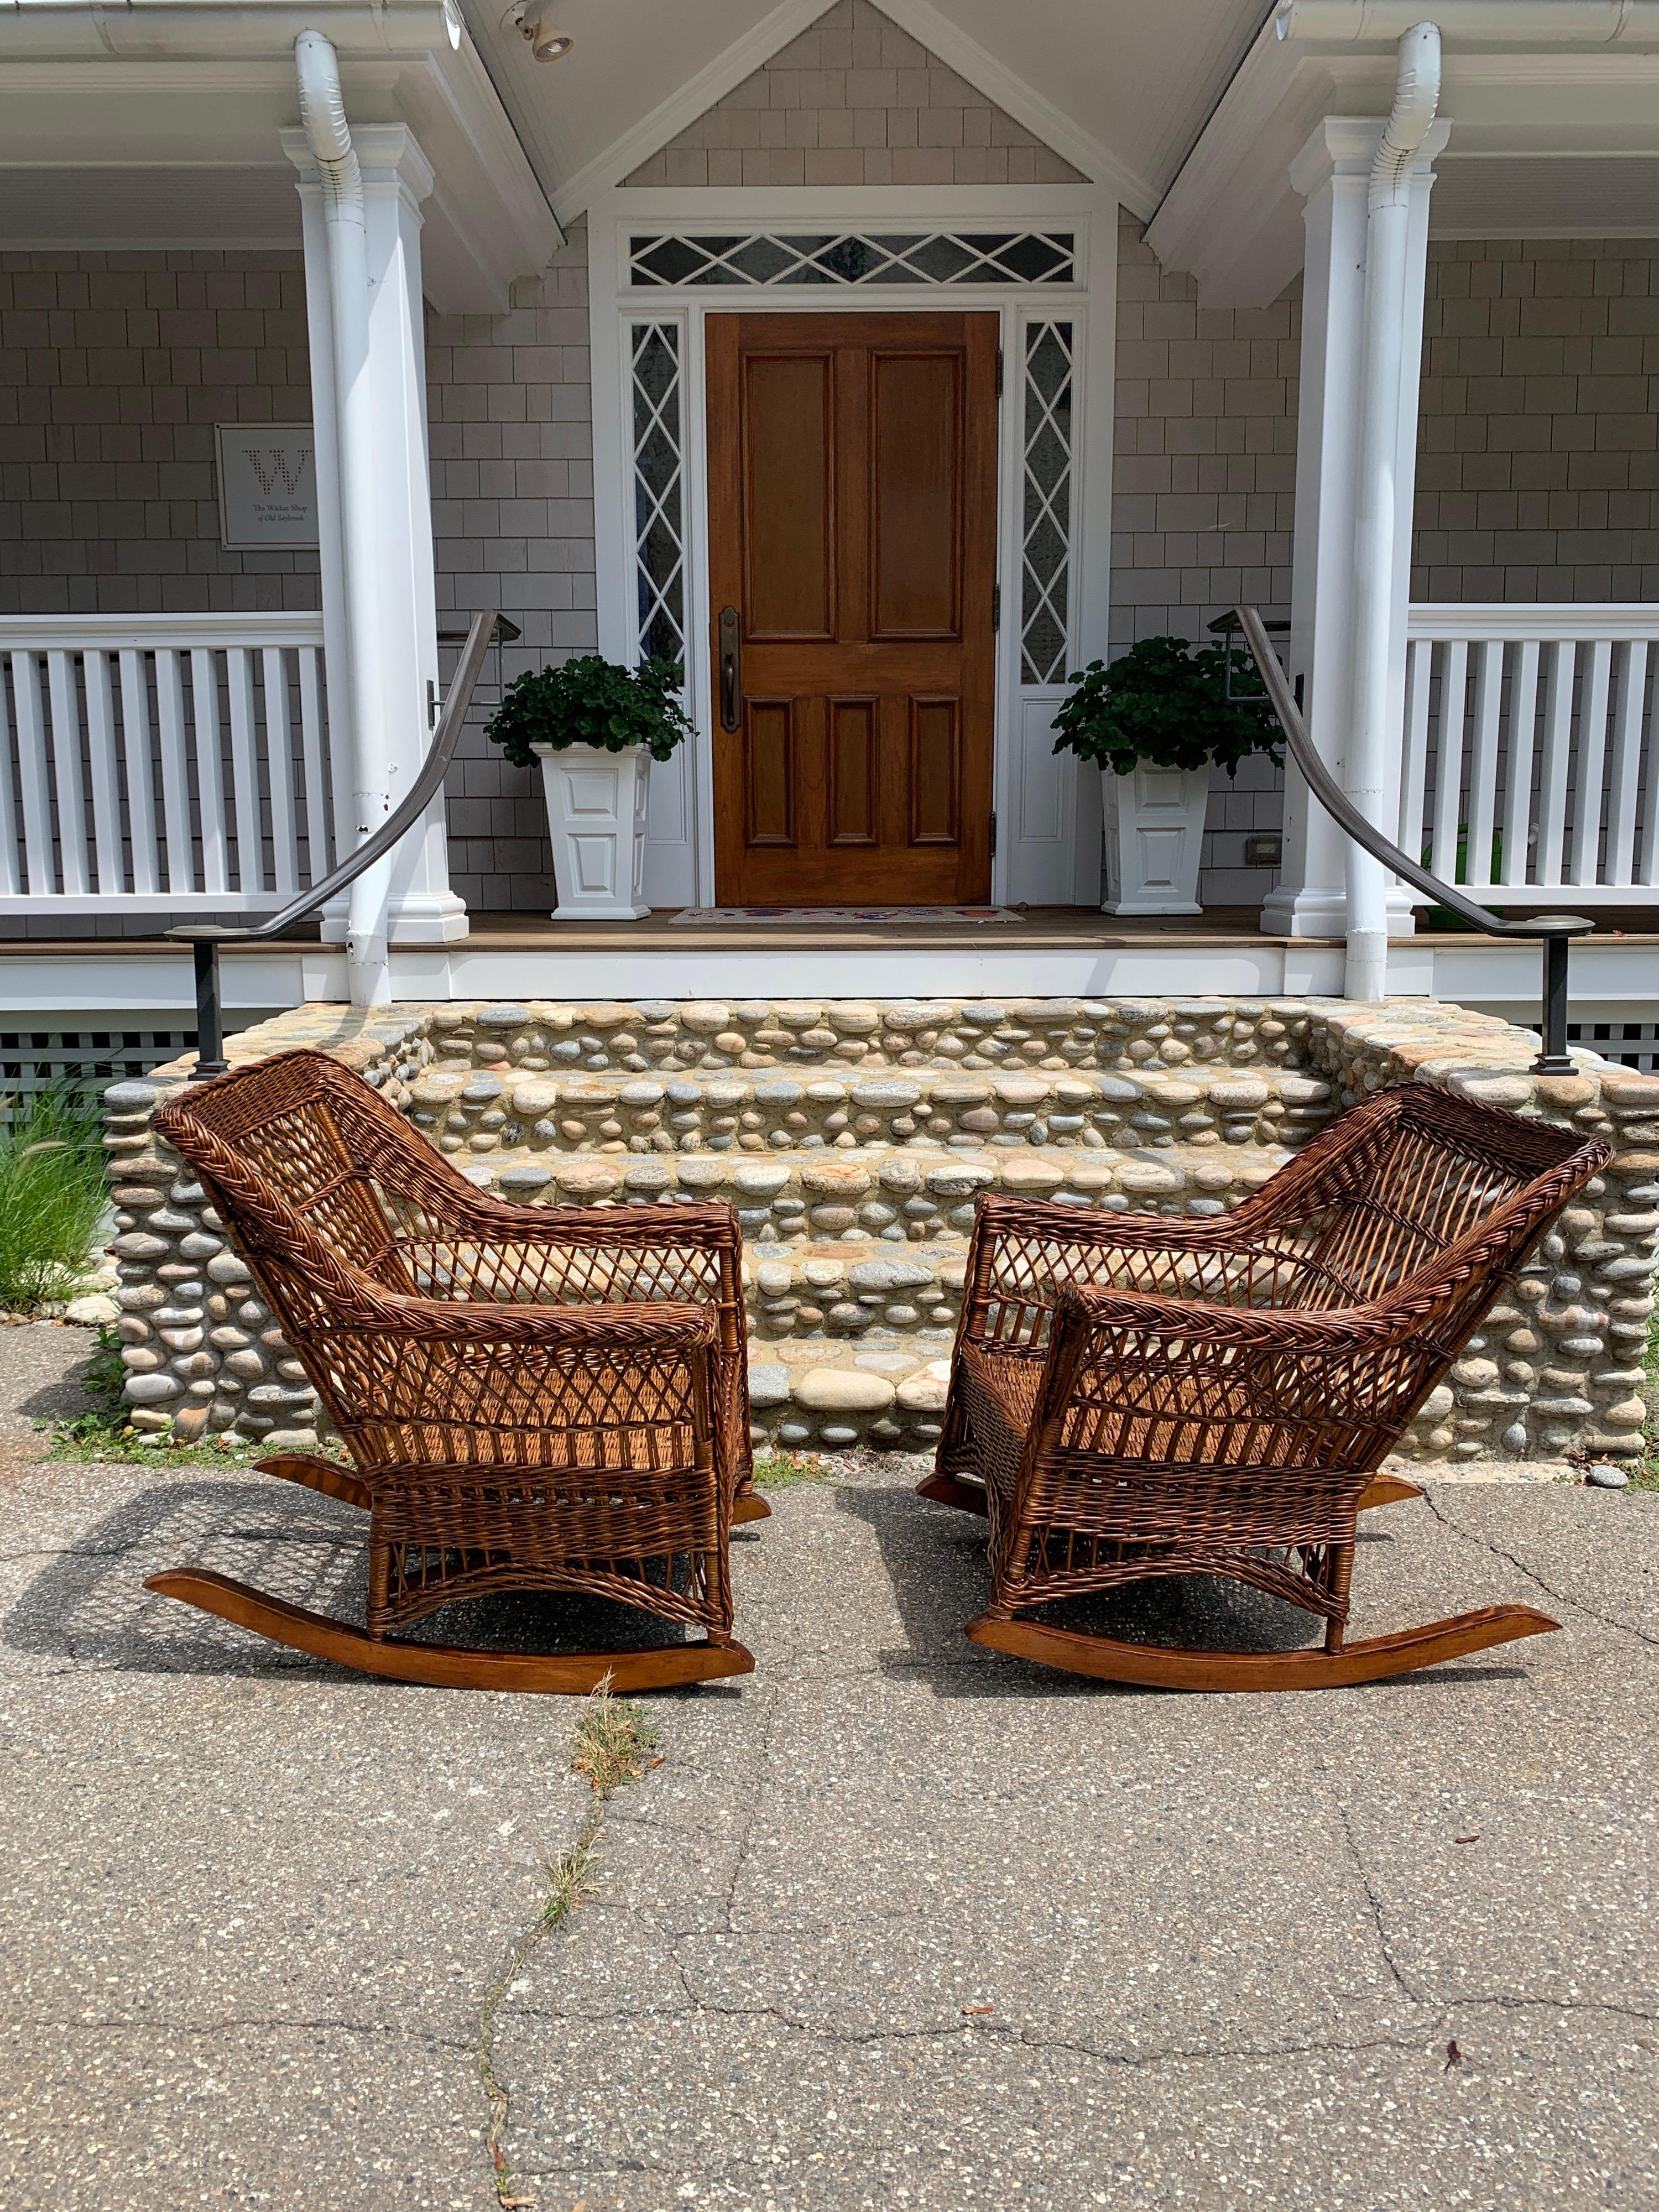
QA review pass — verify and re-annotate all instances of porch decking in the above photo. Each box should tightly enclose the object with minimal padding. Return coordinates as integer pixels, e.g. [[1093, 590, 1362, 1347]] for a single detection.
[[3, 902, 1655, 1032]]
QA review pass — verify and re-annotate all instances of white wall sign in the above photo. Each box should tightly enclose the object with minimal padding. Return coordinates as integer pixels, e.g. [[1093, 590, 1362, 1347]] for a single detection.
[[215, 425, 319, 550]]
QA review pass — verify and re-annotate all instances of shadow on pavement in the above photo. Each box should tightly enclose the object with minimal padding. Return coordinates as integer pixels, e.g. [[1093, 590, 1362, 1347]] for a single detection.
[[834, 1477, 1529, 1698], [4, 1469, 713, 1683]]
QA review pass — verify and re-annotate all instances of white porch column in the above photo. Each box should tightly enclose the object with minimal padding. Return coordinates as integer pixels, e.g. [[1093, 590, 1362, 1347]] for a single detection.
[[283, 121, 468, 951], [1262, 111, 1447, 946]]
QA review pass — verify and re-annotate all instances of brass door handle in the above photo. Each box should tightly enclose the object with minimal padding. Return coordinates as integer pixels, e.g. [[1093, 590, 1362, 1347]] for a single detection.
[[719, 606, 740, 732]]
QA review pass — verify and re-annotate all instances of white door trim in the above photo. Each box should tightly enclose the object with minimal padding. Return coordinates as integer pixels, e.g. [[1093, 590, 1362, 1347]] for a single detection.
[[587, 181, 1118, 909]]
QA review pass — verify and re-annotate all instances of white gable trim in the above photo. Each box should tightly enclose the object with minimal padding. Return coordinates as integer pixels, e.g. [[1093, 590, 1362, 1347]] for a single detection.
[[551, 0, 830, 224], [552, 0, 1154, 223], [877, 0, 1156, 216]]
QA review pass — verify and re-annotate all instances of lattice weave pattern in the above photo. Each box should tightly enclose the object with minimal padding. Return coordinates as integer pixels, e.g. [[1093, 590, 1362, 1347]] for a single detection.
[[155, 1050, 753, 1642], [937, 1085, 1610, 1629]]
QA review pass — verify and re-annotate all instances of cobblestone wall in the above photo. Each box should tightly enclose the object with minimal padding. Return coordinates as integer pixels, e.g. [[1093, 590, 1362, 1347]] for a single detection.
[[102, 995, 1658, 1463]]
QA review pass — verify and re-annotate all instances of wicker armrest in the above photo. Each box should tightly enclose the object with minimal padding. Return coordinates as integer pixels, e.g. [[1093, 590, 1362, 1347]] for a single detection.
[[319, 1285, 718, 1354]]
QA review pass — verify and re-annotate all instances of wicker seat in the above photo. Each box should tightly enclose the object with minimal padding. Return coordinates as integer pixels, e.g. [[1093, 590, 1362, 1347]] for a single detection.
[[144, 1049, 763, 1693], [919, 1084, 1611, 1690]]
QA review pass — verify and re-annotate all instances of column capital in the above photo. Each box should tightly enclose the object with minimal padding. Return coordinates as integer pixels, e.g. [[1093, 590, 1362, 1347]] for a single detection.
[[1289, 113, 1450, 200], [280, 123, 435, 208]]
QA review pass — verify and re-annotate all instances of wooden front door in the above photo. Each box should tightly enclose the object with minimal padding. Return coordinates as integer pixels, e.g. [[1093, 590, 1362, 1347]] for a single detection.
[[706, 311, 998, 906]]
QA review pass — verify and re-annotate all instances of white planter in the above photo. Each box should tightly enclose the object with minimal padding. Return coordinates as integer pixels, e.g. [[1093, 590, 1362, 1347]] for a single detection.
[[533, 740, 651, 921], [1100, 762, 1210, 916]]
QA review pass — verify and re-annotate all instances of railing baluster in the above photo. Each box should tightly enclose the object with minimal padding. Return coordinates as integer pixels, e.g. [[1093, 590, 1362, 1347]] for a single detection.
[[154, 648, 195, 893], [1429, 638, 1467, 883], [84, 647, 124, 894], [46, 647, 90, 896], [12, 650, 56, 895], [1501, 637, 1539, 887], [225, 645, 263, 895], [1466, 637, 1503, 888], [0, 654, 20, 897], [1642, 646, 1659, 889], [1536, 638, 1574, 888], [263, 646, 300, 895], [1606, 638, 1646, 886], [1570, 635, 1612, 886], [118, 647, 159, 898], [298, 645, 330, 879], [1398, 636, 1431, 868], [190, 647, 229, 896]]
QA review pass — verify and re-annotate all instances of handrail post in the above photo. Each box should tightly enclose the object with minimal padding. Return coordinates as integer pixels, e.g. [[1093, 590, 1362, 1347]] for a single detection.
[[1535, 934, 1574, 1077], [191, 938, 229, 1081]]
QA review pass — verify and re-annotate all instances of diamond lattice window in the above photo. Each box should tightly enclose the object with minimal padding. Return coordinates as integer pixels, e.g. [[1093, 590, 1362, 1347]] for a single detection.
[[1021, 321, 1073, 685], [629, 231, 1075, 289], [631, 324, 685, 666]]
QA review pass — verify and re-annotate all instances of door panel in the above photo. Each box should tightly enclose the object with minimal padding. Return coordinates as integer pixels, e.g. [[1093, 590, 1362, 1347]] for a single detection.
[[743, 354, 834, 640], [870, 352, 961, 639], [708, 309, 996, 906]]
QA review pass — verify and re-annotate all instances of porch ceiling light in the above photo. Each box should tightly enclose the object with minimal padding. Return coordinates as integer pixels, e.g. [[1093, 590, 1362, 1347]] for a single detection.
[[502, 1, 573, 59]]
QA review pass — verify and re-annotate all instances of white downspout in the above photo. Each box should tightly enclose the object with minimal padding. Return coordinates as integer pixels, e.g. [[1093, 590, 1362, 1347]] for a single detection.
[[1344, 19, 1441, 1002], [295, 27, 392, 1010]]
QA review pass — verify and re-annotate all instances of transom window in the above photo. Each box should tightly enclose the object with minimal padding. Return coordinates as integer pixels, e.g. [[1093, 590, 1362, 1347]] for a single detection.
[[628, 230, 1076, 289]]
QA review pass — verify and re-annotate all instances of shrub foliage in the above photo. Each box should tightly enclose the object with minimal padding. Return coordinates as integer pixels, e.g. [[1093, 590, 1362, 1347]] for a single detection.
[[1051, 635, 1282, 779], [483, 654, 693, 769], [0, 1084, 108, 1313]]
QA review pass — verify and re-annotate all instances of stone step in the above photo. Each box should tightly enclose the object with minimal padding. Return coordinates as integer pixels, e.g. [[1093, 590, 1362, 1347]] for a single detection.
[[457, 1141, 1295, 1246], [403, 996, 1321, 1083], [405, 1059, 1334, 1161]]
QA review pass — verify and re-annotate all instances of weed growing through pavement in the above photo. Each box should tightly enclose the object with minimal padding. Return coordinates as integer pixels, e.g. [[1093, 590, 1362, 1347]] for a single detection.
[[46, 1326, 260, 1468], [476, 1676, 665, 2208], [752, 1449, 839, 1491]]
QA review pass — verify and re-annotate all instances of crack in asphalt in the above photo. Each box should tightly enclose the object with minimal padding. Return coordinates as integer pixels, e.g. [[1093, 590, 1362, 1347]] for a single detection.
[[1337, 1801, 1427, 2007], [1421, 1489, 1659, 1648]]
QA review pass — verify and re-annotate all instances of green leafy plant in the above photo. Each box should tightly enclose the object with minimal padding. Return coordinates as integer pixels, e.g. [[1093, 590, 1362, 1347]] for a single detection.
[[0, 1084, 109, 1313], [482, 653, 693, 769], [1050, 635, 1282, 779]]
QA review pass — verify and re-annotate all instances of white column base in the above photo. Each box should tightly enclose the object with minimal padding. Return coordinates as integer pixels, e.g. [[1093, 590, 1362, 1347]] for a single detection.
[[536, 741, 651, 922], [319, 889, 471, 945]]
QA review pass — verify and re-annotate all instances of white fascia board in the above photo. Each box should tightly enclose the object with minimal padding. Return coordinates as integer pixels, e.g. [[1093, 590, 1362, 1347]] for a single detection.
[[1151, 11, 1659, 305], [547, 0, 830, 224], [0, 20, 559, 303], [1274, 2, 1659, 44], [876, 0, 1157, 214]]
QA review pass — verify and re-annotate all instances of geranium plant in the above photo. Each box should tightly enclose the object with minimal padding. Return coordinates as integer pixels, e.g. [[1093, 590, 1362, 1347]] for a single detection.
[[482, 654, 693, 769], [1050, 635, 1282, 778]]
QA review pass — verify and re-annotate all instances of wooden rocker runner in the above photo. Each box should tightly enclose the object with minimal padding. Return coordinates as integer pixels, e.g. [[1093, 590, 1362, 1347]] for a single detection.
[[147, 1049, 764, 1693], [920, 1083, 1610, 1691]]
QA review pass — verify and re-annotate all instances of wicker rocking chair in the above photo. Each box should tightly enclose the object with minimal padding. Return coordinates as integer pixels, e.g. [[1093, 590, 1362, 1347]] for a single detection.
[[919, 1084, 1610, 1691], [144, 1049, 764, 1693]]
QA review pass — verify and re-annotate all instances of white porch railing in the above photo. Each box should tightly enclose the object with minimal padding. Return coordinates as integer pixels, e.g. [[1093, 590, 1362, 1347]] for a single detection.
[[0, 613, 341, 918], [1401, 603, 1659, 908]]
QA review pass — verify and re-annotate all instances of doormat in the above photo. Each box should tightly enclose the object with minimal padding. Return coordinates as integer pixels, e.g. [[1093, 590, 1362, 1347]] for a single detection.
[[671, 905, 1023, 926]]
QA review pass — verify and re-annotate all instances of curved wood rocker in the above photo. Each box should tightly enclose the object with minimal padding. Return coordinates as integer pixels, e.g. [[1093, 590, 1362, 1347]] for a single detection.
[[149, 1050, 763, 1692], [924, 1084, 1609, 1691], [145, 1568, 754, 1693]]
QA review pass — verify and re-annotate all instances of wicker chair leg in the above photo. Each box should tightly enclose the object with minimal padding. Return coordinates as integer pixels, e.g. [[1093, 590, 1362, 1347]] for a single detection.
[[143, 1569, 756, 1693], [963, 1605, 1559, 1691]]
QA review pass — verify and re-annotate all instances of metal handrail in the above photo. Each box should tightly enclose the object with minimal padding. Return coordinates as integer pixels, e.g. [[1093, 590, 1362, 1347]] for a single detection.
[[168, 607, 504, 1077], [1232, 605, 1592, 1075]]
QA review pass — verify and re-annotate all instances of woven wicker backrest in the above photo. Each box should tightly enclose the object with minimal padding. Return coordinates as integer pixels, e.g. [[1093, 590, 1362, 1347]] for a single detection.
[[975, 1083, 1602, 1353]]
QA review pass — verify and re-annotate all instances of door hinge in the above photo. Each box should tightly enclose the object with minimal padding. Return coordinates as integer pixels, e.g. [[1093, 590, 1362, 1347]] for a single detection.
[[988, 810, 998, 858], [992, 583, 1001, 632], [996, 346, 1004, 398]]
